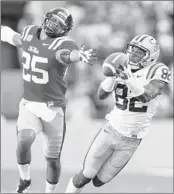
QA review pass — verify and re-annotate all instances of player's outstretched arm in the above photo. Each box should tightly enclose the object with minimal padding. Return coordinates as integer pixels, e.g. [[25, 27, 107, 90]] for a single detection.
[[55, 44, 97, 66], [1, 26, 22, 47], [98, 77, 117, 100]]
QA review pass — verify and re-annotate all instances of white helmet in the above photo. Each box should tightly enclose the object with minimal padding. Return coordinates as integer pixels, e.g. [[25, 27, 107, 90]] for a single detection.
[[125, 34, 160, 70]]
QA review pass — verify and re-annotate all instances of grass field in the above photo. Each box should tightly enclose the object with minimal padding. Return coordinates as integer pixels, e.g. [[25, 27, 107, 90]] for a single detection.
[[1, 118, 173, 193]]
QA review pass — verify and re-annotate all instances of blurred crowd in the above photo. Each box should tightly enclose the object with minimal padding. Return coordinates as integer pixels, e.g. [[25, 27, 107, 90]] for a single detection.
[[1, 1, 173, 119]]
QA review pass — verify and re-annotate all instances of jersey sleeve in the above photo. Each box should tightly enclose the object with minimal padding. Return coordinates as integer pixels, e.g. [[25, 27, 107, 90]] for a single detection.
[[51, 37, 78, 51], [150, 63, 171, 84], [20, 25, 35, 43], [53, 37, 79, 65]]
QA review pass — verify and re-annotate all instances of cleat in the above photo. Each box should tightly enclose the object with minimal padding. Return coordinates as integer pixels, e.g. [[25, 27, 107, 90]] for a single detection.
[[15, 178, 31, 193]]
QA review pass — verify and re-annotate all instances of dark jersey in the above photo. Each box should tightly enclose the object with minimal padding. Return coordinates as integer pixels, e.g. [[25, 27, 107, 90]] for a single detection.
[[20, 25, 78, 107]]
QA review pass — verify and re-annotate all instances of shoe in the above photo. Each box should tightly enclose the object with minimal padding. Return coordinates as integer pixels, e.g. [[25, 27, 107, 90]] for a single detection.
[[15, 178, 31, 193]]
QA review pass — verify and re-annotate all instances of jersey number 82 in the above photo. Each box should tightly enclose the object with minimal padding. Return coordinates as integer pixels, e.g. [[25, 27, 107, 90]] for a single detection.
[[115, 83, 148, 113]]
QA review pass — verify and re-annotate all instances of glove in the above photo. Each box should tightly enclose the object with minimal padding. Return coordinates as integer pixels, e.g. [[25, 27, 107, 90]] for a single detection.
[[78, 44, 97, 66]]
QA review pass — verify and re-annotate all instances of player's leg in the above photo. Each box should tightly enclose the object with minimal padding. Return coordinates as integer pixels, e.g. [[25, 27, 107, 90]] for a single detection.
[[42, 106, 66, 193], [16, 99, 42, 193], [65, 171, 91, 193], [93, 135, 141, 187], [65, 122, 114, 193]]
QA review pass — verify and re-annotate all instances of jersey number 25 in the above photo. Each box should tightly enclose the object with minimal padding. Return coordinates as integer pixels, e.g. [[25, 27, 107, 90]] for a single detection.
[[22, 51, 49, 84]]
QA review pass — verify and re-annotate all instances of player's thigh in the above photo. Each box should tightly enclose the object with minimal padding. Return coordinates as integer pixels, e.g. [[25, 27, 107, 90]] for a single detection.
[[17, 99, 42, 134], [97, 141, 140, 183], [42, 107, 65, 158], [82, 124, 114, 179]]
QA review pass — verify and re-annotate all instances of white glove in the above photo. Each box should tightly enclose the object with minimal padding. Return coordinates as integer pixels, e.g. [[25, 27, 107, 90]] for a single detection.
[[78, 44, 97, 66]]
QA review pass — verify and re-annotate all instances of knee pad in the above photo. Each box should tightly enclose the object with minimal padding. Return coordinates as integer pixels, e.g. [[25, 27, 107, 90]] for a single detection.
[[17, 129, 36, 151], [92, 176, 105, 187], [73, 171, 91, 188]]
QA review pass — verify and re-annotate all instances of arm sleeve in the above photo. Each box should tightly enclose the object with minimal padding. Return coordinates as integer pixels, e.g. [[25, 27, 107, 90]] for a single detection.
[[1, 26, 21, 46]]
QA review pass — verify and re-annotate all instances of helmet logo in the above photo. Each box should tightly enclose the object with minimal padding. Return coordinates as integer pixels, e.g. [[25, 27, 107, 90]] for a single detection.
[[149, 38, 159, 52], [154, 44, 159, 52]]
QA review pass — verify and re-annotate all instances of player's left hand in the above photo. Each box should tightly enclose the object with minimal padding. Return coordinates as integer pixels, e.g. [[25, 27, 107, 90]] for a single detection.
[[78, 44, 97, 66]]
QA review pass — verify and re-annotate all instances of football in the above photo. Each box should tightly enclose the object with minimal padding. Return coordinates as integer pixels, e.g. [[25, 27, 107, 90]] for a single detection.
[[102, 52, 128, 77]]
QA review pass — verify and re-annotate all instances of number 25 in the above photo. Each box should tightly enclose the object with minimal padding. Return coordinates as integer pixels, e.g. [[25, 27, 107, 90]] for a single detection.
[[22, 51, 49, 84]]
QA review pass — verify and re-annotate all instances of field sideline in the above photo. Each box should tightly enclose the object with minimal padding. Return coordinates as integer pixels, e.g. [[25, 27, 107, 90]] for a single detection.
[[1, 118, 173, 193]]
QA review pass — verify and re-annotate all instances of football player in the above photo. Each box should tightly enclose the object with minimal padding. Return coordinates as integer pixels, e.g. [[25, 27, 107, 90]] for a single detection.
[[1, 7, 97, 193], [65, 34, 171, 193]]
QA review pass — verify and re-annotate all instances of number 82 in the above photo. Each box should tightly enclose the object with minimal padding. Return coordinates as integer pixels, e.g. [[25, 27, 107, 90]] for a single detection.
[[161, 68, 171, 81]]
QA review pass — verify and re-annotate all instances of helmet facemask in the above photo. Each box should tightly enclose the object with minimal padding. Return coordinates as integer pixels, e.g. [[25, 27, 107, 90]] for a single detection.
[[125, 35, 160, 71], [125, 43, 149, 70]]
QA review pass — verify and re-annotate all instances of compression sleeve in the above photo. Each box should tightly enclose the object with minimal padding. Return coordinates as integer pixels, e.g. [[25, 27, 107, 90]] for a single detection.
[[1, 26, 17, 46]]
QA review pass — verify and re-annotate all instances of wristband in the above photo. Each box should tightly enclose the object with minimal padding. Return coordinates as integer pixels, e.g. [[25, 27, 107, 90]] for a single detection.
[[70, 50, 80, 63]]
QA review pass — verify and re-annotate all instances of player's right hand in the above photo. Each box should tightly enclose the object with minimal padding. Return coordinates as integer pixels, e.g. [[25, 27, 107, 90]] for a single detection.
[[78, 44, 97, 66]]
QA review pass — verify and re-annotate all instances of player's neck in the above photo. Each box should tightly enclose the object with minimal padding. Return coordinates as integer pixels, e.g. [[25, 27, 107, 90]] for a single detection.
[[39, 29, 49, 41]]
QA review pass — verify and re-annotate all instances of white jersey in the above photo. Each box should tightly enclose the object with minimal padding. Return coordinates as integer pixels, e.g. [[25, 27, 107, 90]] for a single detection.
[[106, 62, 171, 139]]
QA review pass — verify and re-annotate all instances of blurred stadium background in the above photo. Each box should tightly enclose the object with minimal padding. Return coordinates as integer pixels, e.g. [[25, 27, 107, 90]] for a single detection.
[[1, 1, 173, 193]]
